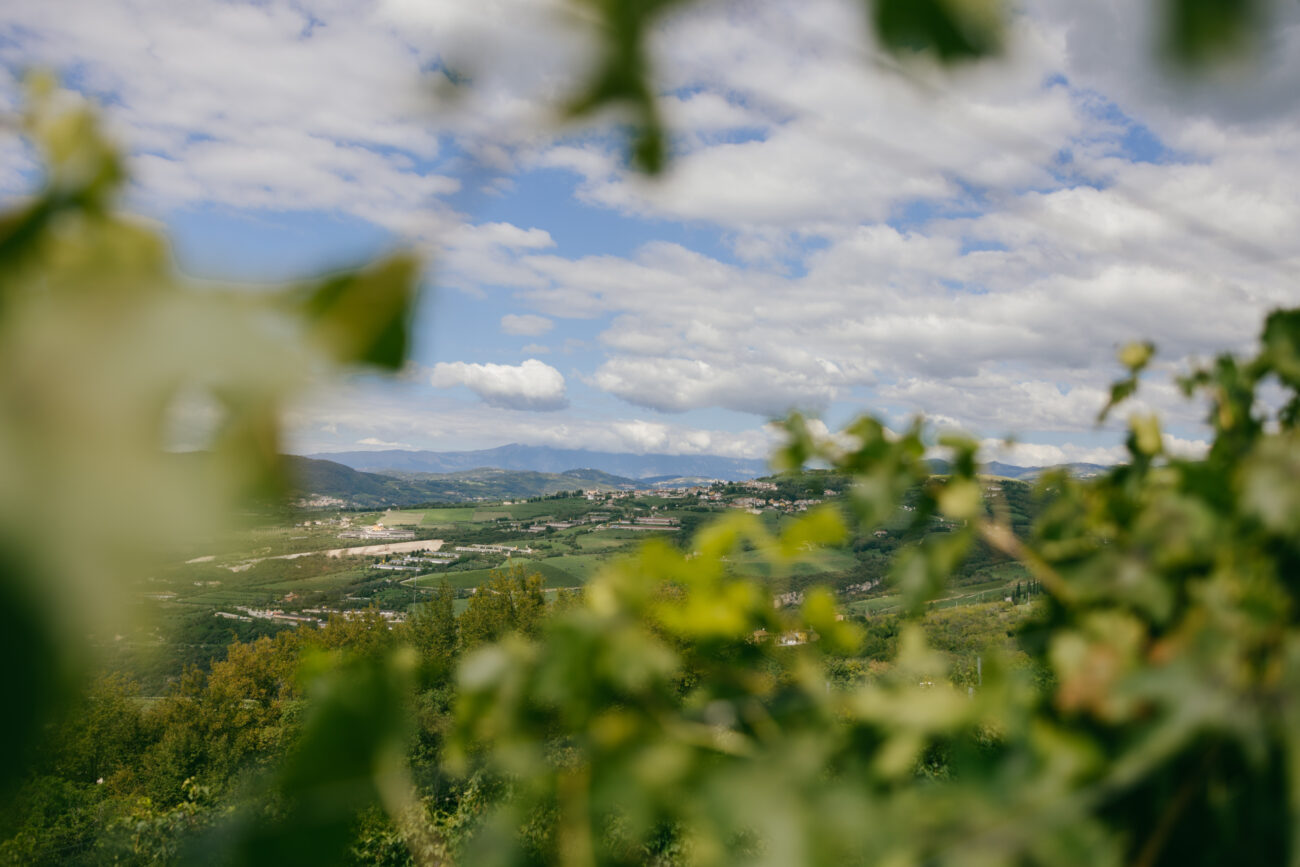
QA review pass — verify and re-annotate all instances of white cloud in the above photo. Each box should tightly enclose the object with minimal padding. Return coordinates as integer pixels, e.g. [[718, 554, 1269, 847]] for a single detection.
[[978, 439, 1127, 468], [976, 431, 1209, 468], [11, 0, 1298, 458], [357, 437, 414, 449], [0, 1, 470, 229], [592, 356, 844, 416], [500, 313, 554, 336], [430, 358, 568, 411], [287, 380, 779, 458]]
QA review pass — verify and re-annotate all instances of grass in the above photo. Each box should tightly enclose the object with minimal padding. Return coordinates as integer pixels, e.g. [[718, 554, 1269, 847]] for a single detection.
[[411, 568, 502, 591], [181, 589, 277, 606], [726, 546, 859, 579], [847, 576, 1021, 616], [503, 500, 593, 521], [472, 509, 512, 522], [421, 507, 478, 525], [536, 554, 613, 584], [849, 595, 902, 614], [591, 528, 670, 541], [575, 534, 632, 552], [381, 509, 427, 525], [263, 571, 368, 592], [409, 556, 596, 591]]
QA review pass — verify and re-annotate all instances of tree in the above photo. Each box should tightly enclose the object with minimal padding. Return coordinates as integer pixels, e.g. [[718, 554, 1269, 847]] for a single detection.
[[459, 565, 548, 651], [408, 581, 459, 684]]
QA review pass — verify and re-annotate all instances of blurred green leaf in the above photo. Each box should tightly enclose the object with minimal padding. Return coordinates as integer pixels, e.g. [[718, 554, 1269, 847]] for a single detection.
[[299, 254, 421, 371], [565, 0, 687, 173], [871, 0, 1004, 61], [1163, 0, 1263, 67]]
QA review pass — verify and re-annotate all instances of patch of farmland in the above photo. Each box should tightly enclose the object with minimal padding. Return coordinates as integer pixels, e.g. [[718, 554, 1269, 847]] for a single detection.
[[410, 561, 579, 591], [381, 510, 427, 525], [848, 595, 901, 615], [411, 568, 498, 591], [420, 507, 477, 525], [726, 546, 858, 579], [182, 588, 276, 606], [534, 554, 610, 584], [503, 500, 593, 521], [575, 534, 631, 552], [590, 528, 663, 541], [263, 571, 366, 592], [471, 510, 511, 522]]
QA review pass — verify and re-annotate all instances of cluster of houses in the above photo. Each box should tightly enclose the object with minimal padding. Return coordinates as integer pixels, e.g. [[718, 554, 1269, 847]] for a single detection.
[[521, 513, 611, 533], [339, 523, 416, 541], [601, 515, 680, 532], [773, 590, 803, 609], [455, 543, 533, 556], [215, 605, 408, 627], [729, 496, 826, 515], [373, 552, 457, 571]]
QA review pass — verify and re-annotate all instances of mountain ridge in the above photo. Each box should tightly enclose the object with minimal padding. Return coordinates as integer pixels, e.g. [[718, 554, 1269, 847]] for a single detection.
[[304, 443, 770, 482], [285, 456, 638, 508]]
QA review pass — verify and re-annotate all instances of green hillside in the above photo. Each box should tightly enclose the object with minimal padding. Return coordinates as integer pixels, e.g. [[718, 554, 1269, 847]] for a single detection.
[[285, 456, 635, 508]]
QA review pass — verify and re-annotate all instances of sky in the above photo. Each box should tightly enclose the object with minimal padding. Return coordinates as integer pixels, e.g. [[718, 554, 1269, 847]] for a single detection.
[[2, 0, 1298, 467]]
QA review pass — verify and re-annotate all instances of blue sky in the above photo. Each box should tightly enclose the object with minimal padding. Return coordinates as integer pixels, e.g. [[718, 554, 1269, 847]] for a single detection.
[[3, 0, 1299, 465]]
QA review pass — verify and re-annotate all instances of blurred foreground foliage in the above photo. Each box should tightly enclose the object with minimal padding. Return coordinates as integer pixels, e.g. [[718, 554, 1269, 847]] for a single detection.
[[447, 310, 1300, 866], [0, 77, 419, 802], [5, 12, 1300, 861]]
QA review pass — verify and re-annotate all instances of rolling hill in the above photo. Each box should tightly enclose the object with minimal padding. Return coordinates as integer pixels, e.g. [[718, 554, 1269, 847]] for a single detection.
[[285, 456, 637, 508], [304, 443, 769, 481]]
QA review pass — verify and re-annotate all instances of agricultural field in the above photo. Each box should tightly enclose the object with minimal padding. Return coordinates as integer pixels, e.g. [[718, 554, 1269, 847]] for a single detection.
[[133, 478, 1044, 694], [574, 533, 633, 551], [500, 499, 596, 521], [380, 509, 427, 525], [845, 573, 1032, 617], [420, 507, 478, 525], [726, 546, 859, 581], [410, 562, 577, 590]]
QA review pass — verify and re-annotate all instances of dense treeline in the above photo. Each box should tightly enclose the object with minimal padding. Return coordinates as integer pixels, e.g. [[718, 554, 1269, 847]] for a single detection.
[[0, 567, 1031, 864]]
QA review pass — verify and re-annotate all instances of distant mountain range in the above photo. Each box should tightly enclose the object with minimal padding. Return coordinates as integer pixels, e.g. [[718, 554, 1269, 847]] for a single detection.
[[285, 456, 638, 509], [287, 446, 1114, 508], [304, 444, 770, 482], [981, 461, 1111, 480], [927, 459, 1110, 480]]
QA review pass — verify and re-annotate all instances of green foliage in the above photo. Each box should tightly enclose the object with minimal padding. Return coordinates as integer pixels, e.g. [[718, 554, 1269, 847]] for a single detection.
[[871, 0, 1004, 61], [209, 648, 428, 867], [0, 81, 419, 798], [409, 582, 460, 686], [459, 565, 548, 650], [1163, 0, 1264, 66], [443, 306, 1300, 866]]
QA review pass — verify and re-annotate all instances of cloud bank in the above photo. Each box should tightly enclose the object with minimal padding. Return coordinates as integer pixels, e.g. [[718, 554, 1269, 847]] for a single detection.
[[430, 358, 569, 411]]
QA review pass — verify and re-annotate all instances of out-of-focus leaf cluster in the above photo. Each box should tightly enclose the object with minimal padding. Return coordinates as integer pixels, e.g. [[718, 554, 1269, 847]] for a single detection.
[[448, 308, 1300, 865], [0, 79, 420, 799]]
